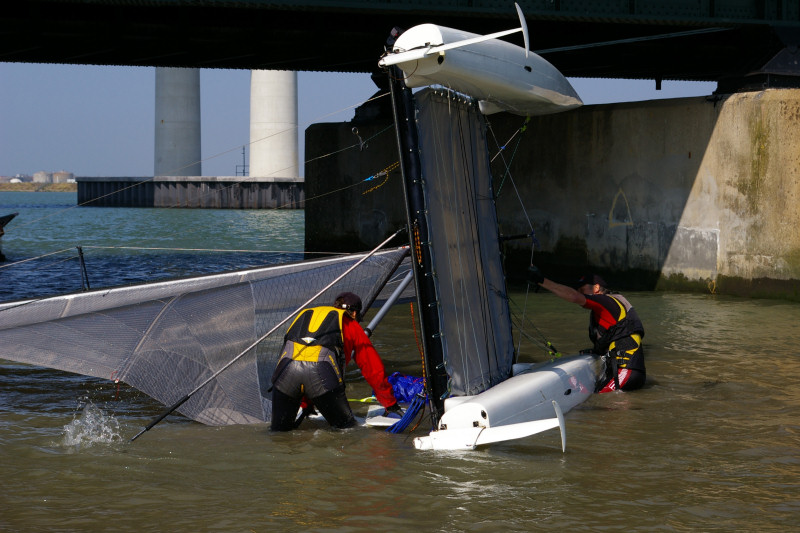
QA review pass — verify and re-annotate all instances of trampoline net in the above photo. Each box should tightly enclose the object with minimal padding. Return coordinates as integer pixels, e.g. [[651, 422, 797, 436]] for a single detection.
[[0, 247, 409, 425]]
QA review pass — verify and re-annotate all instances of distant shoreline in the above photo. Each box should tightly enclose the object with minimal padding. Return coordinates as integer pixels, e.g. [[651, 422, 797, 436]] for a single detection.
[[0, 183, 77, 192]]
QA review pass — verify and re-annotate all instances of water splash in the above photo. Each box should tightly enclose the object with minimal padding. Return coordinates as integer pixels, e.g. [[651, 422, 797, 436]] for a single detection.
[[62, 401, 121, 449]]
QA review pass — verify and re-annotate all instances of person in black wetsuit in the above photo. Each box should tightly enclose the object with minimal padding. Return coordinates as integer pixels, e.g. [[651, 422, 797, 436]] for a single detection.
[[270, 292, 402, 431], [528, 267, 646, 392]]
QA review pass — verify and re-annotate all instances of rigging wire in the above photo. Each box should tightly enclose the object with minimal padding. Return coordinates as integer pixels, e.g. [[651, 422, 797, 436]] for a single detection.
[[486, 117, 535, 233], [507, 295, 564, 360], [0, 246, 304, 273], [10, 92, 393, 230], [2, 91, 403, 291], [362, 161, 399, 195], [492, 117, 529, 196], [78, 245, 302, 254], [129, 226, 407, 442], [486, 116, 539, 356], [485, 116, 565, 361], [0, 247, 77, 271], [291, 153, 399, 208], [0, 238, 360, 315]]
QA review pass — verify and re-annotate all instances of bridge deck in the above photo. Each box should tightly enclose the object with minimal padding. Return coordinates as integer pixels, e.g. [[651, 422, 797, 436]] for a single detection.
[[2, 1, 799, 83]]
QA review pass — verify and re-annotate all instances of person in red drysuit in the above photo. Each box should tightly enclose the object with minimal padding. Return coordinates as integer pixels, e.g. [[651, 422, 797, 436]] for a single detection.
[[528, 267, 646, 392], [270, 292, 402, 430]]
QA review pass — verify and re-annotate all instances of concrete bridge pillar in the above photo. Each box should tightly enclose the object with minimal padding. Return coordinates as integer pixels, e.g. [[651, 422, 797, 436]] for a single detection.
[[249, 70, 299, 180], [154, 67, 202, 176]]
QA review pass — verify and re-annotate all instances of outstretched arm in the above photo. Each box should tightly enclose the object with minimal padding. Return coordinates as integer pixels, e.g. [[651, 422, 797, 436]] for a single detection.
[[541, 278, 586, 305], [528, 265, 586, 306]]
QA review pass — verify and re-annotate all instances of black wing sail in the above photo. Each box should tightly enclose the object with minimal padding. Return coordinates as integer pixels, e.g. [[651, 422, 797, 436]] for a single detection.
[[389, 76, 516, 419]]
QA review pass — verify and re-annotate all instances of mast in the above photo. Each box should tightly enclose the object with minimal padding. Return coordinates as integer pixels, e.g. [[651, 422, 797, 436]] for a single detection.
[[386, 65, 448, 425]]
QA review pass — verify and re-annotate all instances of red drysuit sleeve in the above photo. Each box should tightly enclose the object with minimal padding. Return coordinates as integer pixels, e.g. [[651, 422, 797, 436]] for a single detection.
[[582, 294, 620, 331], [342, 316, 397, 408]]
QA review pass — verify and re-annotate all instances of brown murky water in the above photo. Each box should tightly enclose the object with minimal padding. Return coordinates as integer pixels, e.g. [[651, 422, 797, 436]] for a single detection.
[[2, 290, 799, 532], [2, 192, 798, 531]]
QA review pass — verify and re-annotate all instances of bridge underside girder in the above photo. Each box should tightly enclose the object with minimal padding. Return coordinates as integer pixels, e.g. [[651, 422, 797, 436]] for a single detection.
[[2, 1, 799, 87]]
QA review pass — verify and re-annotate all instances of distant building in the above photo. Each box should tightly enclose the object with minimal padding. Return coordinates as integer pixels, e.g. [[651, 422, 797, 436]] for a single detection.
[[29, 171, 74, 183], [53, 171, 74, 183], [33, 171, 53, 183]]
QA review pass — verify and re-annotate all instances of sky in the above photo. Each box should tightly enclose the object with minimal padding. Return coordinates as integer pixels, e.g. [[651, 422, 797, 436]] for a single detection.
[[0, 62, 717, 178]]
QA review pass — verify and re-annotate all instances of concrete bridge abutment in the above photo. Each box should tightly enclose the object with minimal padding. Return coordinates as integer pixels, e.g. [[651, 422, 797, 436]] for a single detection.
[[305, 88, 800, 300]]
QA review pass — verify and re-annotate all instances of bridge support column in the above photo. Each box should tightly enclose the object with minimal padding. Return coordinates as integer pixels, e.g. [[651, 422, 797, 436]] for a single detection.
[[249, 70, 299, 180], [154, 67, 202, 176]]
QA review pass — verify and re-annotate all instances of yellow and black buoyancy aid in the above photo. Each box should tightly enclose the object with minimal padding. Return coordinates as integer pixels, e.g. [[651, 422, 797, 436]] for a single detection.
[[590, 294, 645, 357], [278, 306, 348, 381]]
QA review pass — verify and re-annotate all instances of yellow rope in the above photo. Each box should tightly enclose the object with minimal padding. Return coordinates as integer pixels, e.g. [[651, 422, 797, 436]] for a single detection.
[[362, 161, 399, 195]]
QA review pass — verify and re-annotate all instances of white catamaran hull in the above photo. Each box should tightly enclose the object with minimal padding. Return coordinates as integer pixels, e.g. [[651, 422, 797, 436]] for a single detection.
[[411, 354, 601, 451], [380, 23, 582, 116]]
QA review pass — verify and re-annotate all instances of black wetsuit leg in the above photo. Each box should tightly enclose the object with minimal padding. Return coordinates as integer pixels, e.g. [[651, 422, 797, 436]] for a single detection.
[[620, 368, 646, 391], [270, 359, 352, 430], [270, 388, 301, 431], [312, 385, 356, 429]]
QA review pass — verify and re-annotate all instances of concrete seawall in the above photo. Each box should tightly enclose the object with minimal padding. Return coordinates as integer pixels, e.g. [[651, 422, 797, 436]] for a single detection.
[[305, 89, 800, 300], [77, 176, 304, 209]]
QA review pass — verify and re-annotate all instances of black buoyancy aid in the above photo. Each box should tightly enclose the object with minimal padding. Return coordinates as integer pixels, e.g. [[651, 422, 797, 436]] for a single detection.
[[280, 306, 347, 372], [590, 294, 645, 355]]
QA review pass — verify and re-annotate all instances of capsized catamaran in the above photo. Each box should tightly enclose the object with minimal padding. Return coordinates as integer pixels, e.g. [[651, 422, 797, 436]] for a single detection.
[[0, 4, 599, 448], [369, 4, 605, 450]]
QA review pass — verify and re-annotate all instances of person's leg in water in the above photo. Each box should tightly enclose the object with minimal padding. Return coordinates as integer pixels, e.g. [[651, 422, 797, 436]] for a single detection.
[[271, 359, 354, 430], [597, 367, 646, 393], [597, 335, 646, 393], [271, 388, 302, 431], [313, 385, 357, 429]]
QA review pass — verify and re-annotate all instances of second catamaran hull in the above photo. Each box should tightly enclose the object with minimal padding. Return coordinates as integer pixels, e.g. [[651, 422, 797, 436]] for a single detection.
[[383, 24, 582, 116], [412, 354, 602, 451]]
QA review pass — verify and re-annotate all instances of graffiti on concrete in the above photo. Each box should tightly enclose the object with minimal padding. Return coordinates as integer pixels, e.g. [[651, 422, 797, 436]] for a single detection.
[[609, 187, 633, 228]]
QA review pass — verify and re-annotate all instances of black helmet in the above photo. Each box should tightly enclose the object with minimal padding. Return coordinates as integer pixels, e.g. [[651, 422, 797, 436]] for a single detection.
[[335, 292, 363, 319], [574, 273, 607, 289]]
